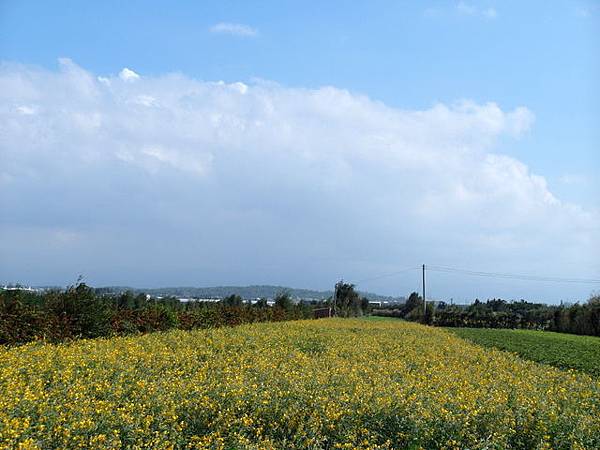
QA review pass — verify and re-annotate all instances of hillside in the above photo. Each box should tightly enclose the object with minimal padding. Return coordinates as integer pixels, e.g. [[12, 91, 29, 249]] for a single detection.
[[94, 284, 405, 302]]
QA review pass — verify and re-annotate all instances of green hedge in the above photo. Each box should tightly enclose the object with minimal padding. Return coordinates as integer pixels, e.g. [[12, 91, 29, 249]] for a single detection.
[[373, 296, 600, 337], [0, 284, 316, 346]]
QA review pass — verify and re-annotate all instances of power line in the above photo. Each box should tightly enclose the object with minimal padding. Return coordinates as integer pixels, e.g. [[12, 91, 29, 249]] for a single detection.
[[355, 266, 420, 284], [427, 265, 600, 285]]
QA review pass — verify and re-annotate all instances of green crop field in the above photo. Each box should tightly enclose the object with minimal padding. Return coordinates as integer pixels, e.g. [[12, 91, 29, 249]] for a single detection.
[[448, 327, 600, 377]]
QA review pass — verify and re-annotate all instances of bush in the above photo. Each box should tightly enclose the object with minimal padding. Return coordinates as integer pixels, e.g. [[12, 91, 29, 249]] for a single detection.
[[373, 294, 600, 338], [0, 285, 316, 346]]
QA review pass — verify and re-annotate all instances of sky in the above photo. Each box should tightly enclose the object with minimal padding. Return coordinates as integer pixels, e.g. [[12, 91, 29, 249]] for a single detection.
[[0, 0, 599, 302]]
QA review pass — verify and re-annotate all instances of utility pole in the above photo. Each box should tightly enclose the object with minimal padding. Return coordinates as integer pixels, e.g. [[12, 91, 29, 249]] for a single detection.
[[332, 281, 338, 317], [422, 264, 426, 316]]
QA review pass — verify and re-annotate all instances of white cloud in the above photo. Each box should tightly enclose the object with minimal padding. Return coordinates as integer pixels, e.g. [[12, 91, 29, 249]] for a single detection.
[[0, 60, 597, 297], [457, 1, 476, 15], [119, 68, 140, 82], [230, 82, 248, 94], [16, 105, 37, 115], [209, 22, 258, 37], [134, 95, 157, 107], [457, 2, 498, 19]]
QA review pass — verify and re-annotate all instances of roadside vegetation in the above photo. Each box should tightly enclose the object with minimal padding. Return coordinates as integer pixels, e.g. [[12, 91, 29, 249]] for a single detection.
[[1, 319, 599, 449], [448, 327, 600, 377], [0, 283, 313, 346], [374, 292, 600, 337], [0, 282, 371, 346]]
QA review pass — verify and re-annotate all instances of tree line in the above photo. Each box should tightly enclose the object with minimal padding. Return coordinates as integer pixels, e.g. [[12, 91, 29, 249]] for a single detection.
[[373, 292, 600, 337], [0, 281, 373, 346], [0, 284, 322, 346]]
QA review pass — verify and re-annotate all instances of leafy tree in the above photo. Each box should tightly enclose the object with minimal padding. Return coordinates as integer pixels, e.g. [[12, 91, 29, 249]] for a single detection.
[[254, 298, 268, 308], [222, 294, 243, 307], [334, 282, 363, 317], [403, 292, 422, 316], [360, 297, 371, 314], [274, 291, 293, 310], [45, 282, 112, 339], [424, 302, 435, 325]]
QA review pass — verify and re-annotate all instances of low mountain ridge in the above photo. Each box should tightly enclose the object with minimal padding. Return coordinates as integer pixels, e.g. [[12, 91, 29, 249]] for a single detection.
[[94, 284, 405, 302]]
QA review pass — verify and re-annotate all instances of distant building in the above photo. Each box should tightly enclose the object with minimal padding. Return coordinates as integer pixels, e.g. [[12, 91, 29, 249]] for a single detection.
[[313, 307, 332, 319], [1, 285, 39, 292]]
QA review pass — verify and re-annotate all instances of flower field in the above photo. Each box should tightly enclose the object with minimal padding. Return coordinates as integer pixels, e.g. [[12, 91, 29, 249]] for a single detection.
[[1, 319, 599, 449]]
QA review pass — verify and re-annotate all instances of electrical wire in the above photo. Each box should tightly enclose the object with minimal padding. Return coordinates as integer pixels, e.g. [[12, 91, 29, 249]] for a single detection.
[[426, 265, 600, 284], [354, 266, 420, 284]]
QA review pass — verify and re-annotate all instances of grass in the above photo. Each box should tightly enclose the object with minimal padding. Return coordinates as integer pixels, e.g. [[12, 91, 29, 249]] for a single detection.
[[361, 315, 397, 321], [448, 327, 600, 377], [1, 319, 599, 449]]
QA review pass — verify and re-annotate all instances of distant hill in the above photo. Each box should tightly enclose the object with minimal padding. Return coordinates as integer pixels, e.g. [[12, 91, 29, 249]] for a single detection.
[[94, 284, 405, 303]]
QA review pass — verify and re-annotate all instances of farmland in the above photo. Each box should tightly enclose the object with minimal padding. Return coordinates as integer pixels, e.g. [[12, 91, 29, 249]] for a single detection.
[[1, 319, 600, 449], [448, 327, 600, 377]]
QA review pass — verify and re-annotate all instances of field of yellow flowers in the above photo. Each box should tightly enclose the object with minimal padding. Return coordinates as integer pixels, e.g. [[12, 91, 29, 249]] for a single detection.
[[1, 318, 599, 449]]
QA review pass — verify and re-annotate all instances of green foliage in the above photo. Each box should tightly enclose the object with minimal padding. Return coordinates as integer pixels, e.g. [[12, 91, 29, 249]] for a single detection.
[[48, 283, 113, 339], [0, 284, 315, 346], [423, 302, 435, 325], [449, 327, 600, 377], [0, 289, 46, 343], [274, 291, 292, 310], [375, 291, 430, 324], [333, 282, 368, 317], [405, 304, 423, 322], [254, 298, 268, 307], [360, 296, 371, 314], [374, 294, 600, 338], [221, 294, 243, 307], [552, 295, 600, 336], [403, 292, 422, 315]]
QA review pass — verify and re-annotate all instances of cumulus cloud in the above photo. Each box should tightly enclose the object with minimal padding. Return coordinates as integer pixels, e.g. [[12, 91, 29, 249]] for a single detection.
[[119, 67, 140, 82], [209, 22, 258, 37], [0, 60, 597, 299]]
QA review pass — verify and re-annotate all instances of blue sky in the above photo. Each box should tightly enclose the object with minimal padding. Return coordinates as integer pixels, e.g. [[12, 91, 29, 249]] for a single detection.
[[0, 1, 598, 301]]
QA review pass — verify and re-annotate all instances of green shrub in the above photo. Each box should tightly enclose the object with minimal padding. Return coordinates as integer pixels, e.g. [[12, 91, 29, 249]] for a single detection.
[[0, 286, 316, 346]]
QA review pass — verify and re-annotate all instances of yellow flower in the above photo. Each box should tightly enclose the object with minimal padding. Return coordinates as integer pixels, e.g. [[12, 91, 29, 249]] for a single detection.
[[0, 319, 598, 449]]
